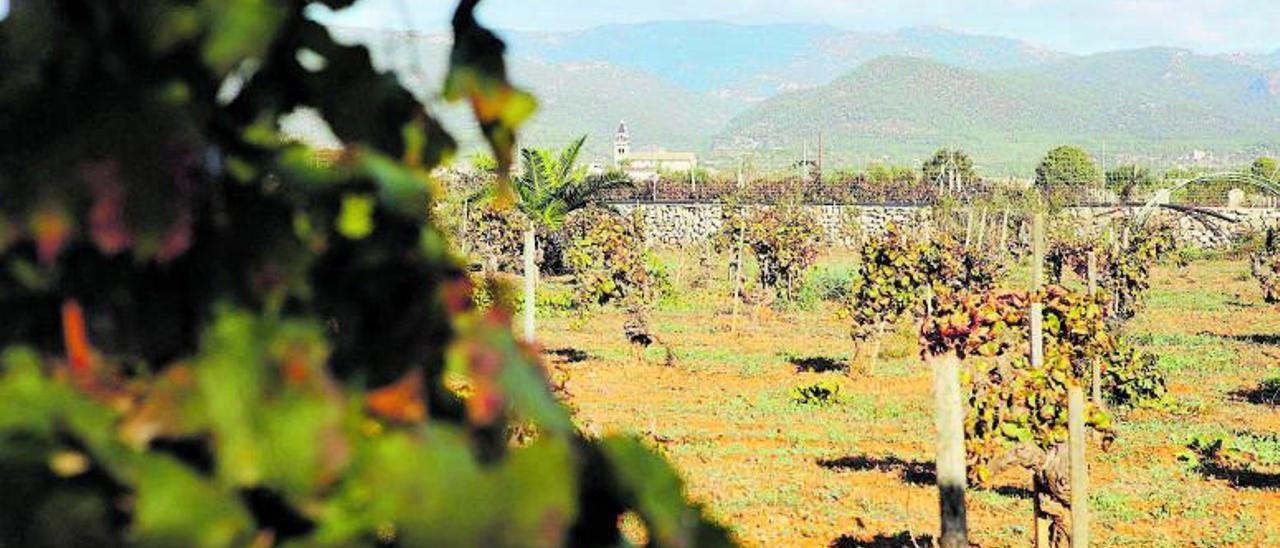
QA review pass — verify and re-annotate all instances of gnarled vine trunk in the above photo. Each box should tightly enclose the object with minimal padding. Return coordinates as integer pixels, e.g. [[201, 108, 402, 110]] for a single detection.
[[523, 226, 536, 341], [1034, 444, 1072, 548]]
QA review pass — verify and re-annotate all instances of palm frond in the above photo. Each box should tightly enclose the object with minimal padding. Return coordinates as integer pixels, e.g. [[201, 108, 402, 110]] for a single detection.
[[541, 200, 570, 229], [507, 137, 630, 227], [559, 172, 634, 211], [554, 135, 588, 187], [463, 183, 497, 206], [515, 147, 553, 214]]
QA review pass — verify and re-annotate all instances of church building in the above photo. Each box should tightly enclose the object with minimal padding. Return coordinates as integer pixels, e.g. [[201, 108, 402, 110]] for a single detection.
[[612, 121, 697, 180]]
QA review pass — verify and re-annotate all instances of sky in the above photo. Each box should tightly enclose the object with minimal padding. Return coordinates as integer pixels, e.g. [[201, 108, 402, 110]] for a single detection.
[[314, 0, 1280, 54]]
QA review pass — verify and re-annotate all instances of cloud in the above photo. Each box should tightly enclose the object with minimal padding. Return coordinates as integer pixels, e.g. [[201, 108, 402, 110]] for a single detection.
[[317, 0, 1280, 54]]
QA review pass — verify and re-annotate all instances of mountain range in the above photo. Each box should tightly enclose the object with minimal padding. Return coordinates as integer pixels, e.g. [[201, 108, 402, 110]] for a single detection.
[[290, 22, 1280, 174]]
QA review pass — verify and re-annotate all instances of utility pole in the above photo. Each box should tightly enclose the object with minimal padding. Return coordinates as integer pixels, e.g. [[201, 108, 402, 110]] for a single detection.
[[950, 149, 959, 194], [817, 132, 825, 182], [690, 167, 696, 201], [1101, 142, 1108, 204], [802, 140, 811, 181]]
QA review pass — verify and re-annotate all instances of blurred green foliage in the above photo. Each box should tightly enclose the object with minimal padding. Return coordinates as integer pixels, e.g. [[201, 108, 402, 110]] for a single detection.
[[0, 1, 729, 546]]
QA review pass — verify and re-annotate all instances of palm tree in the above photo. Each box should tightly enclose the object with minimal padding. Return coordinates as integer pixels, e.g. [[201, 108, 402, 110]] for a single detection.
[[485, 136, 631, 341]]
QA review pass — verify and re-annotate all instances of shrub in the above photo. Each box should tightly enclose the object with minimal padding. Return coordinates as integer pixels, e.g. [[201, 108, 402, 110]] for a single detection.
[[921, 287, 1116, 477], [469, 205, 527, 271], [1182, 433, 1280, 488], [790, 381, 845, 406], [1105, 164, 1157, 202], [1167, 245, 1200, 269], [1103, 339, 1168, 409], [565, 208, 667, 310], [714, 205, 824, 304], [1250, 229, 1280, 304], [686, 243, 715, 290], [842, 227, 935, 344], [1252, 157, 1280, 183], [1035, 145, 1101, 206], [841, 226, 1000, 371], [834, 207, 864, 247], [468, 205, 584, 276], [1046, 219, 1175, 323], [1219, 228, 1270, 260], [920, 285, 1118, 547], [743, 207, 824, 303], [1045, 227, 1098, 285], [534, 284, 578, 312], [470, 272, 521, 313], [921, 149, 978, 191], [800, 264, 856, 305]]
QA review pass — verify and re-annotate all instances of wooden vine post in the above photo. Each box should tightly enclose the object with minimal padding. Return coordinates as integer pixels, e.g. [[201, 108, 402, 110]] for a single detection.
[[921, 282, 967, 548], [1087, 251, 1102, 407], [998, 208, 1010, 257], [1030, 209, 1046, 392], [1028, 208, 1088, 548], [730, 170, 745, 334], [461, 198, 471, 257], [975, 208, 990, 251], [1030, 209, 1052, 548], [964, 207, 977, 248], [866, 320, 887, 377], [916, 268, 969, 548], [1071, 252, 1097, 546], [931, 350, 969, 548], [1107, 231, 1119, 317], [731, 224, 744, 335], [1069, 387, 1089, 547]]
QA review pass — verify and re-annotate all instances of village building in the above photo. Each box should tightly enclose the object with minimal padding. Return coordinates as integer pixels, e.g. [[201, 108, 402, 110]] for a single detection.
[[612, 121, 697, 180]]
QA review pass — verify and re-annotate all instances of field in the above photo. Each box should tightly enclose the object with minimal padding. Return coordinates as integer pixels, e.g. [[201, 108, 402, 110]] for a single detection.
[[538, 252, 1280, 547]]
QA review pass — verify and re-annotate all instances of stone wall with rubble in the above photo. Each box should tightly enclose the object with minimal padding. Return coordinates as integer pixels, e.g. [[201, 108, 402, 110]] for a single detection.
[[607, 203, 1280, 248], [608, 204, 932, 247], [1061, 207, 1280, 248]]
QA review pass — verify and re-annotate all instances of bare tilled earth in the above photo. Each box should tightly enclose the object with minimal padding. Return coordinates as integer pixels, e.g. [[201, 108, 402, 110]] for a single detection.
[[540, 256, 1280, 547]]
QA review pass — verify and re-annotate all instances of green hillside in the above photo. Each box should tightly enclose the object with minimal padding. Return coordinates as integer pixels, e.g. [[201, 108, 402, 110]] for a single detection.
[[717, 52, 1280, 174]]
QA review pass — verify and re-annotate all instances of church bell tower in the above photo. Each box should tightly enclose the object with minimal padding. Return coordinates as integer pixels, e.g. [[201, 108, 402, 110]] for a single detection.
[[613, 121, 630, 168]]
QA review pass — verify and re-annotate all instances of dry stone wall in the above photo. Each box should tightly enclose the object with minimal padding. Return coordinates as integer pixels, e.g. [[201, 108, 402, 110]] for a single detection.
[[1062, 207, 1280, 248], [609, 204, 932, 247], [607, 203, 1280, 249]]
